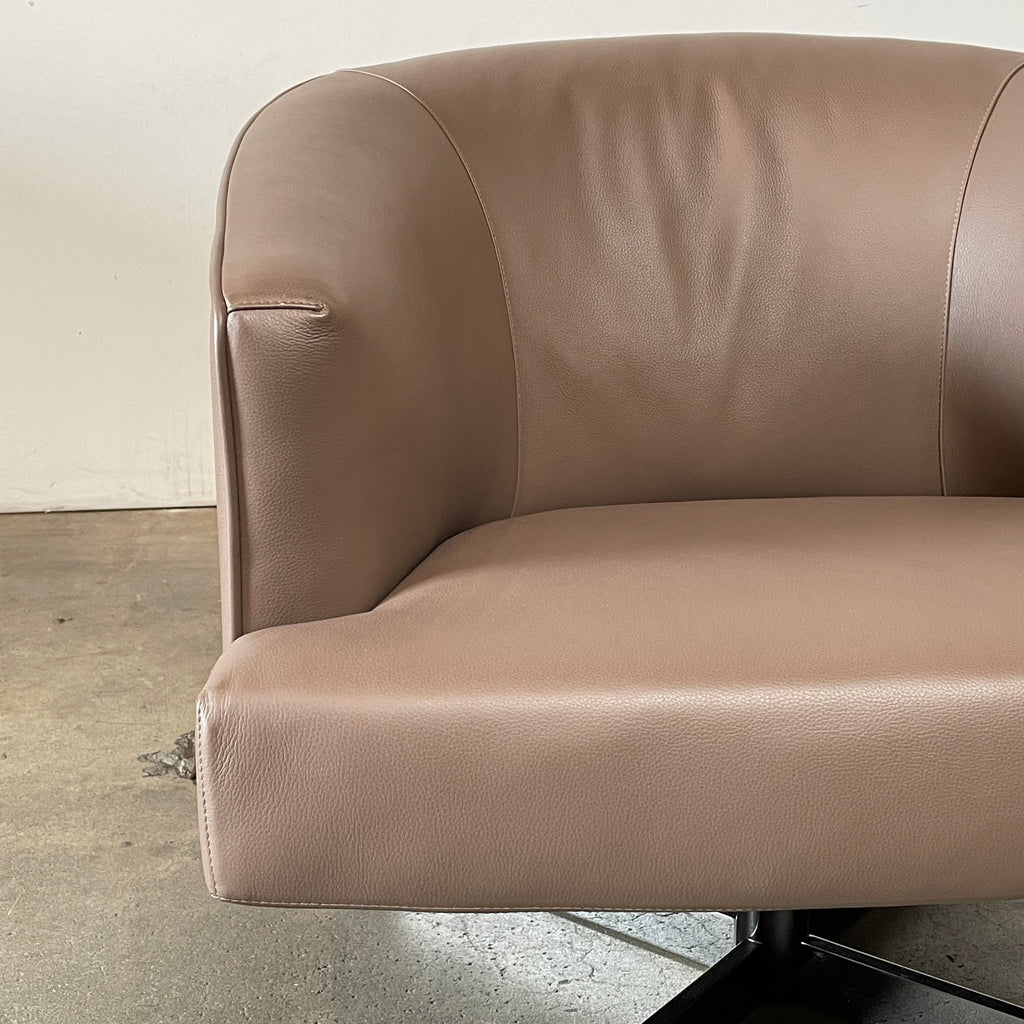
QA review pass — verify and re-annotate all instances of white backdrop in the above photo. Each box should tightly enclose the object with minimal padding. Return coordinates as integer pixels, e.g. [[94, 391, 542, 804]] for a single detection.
[[2, 0, 1022, 511]]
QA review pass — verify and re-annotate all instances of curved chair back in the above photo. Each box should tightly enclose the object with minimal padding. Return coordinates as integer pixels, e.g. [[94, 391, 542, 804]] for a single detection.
[[213, 35, 1024, 637]]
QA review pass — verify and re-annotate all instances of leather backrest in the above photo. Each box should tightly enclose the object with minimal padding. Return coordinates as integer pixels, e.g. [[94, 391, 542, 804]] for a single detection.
[[214, 34, 1024, 638], [366, 34, 1024, 513]]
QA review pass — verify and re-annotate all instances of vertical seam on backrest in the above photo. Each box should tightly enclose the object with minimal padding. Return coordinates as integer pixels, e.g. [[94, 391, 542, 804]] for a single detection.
[[939, 60, 1024, 496], [344, 68, 524, 518]]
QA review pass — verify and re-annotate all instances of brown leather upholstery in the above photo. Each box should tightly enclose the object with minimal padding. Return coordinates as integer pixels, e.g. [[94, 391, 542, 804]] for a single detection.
[[944, 65, 1024, 495], [212, 71, 517, 639], [199, 34, 1024, 911]]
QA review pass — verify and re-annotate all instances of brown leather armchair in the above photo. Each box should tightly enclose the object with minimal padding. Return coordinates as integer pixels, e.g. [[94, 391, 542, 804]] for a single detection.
[[197, 33, 1024, 1021]]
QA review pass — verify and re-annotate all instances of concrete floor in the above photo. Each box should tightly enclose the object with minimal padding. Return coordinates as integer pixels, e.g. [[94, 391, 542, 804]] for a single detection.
[[2, 509, 1023, 1023]]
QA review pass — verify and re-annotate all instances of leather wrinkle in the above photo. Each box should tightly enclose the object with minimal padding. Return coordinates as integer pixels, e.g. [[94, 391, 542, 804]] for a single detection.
[[227, 302, 326, 314], [939, 60, 1024, 495], [375, 35, 1020, 511], [343, 68, 524, 518]]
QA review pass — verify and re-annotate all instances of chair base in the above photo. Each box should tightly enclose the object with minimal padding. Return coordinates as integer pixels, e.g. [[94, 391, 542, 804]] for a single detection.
[[642, 910, 1024, 1023]]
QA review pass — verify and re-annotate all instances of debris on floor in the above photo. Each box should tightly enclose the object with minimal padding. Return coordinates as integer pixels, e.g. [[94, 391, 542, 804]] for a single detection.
[[139, 730, 196, 781]]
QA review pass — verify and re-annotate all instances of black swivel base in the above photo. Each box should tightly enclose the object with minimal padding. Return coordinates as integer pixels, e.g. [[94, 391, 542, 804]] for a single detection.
[[642, 910, 1024, 1023]]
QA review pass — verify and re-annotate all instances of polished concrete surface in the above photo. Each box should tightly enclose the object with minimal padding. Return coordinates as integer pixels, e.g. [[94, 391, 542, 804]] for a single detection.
[[2, 509, 1022, 1023]]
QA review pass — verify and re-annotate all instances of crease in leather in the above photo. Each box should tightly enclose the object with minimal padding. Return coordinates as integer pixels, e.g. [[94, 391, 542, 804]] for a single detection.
[[344, 67, 524, 518], [227, 302, 326, 314], [375, 35, 1019, 511], [938, 59, 1024, 495]]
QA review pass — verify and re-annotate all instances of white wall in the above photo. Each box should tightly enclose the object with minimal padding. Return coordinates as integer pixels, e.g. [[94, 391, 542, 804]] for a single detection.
[[2, 0, 1022, 512]]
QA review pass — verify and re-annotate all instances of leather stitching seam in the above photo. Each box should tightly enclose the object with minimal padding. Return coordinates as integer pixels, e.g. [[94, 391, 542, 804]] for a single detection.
[[208, 895, 750, 912], [195, 700, 218, 898], [939, 60, 1024, 495], [345, 68, 524, 517]]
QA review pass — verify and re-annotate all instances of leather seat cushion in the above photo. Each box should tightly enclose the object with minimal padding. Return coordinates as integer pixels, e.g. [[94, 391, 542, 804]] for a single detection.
[[197, 497, 1024, 910]]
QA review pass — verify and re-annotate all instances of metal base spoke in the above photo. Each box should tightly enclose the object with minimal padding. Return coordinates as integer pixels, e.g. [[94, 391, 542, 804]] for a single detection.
[[642, 938, 767, 1024], [640, 909, 1024, 1024]]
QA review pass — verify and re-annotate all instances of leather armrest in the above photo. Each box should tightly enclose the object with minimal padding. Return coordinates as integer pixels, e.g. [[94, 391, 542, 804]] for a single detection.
[[212, 71, 517, 642]]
